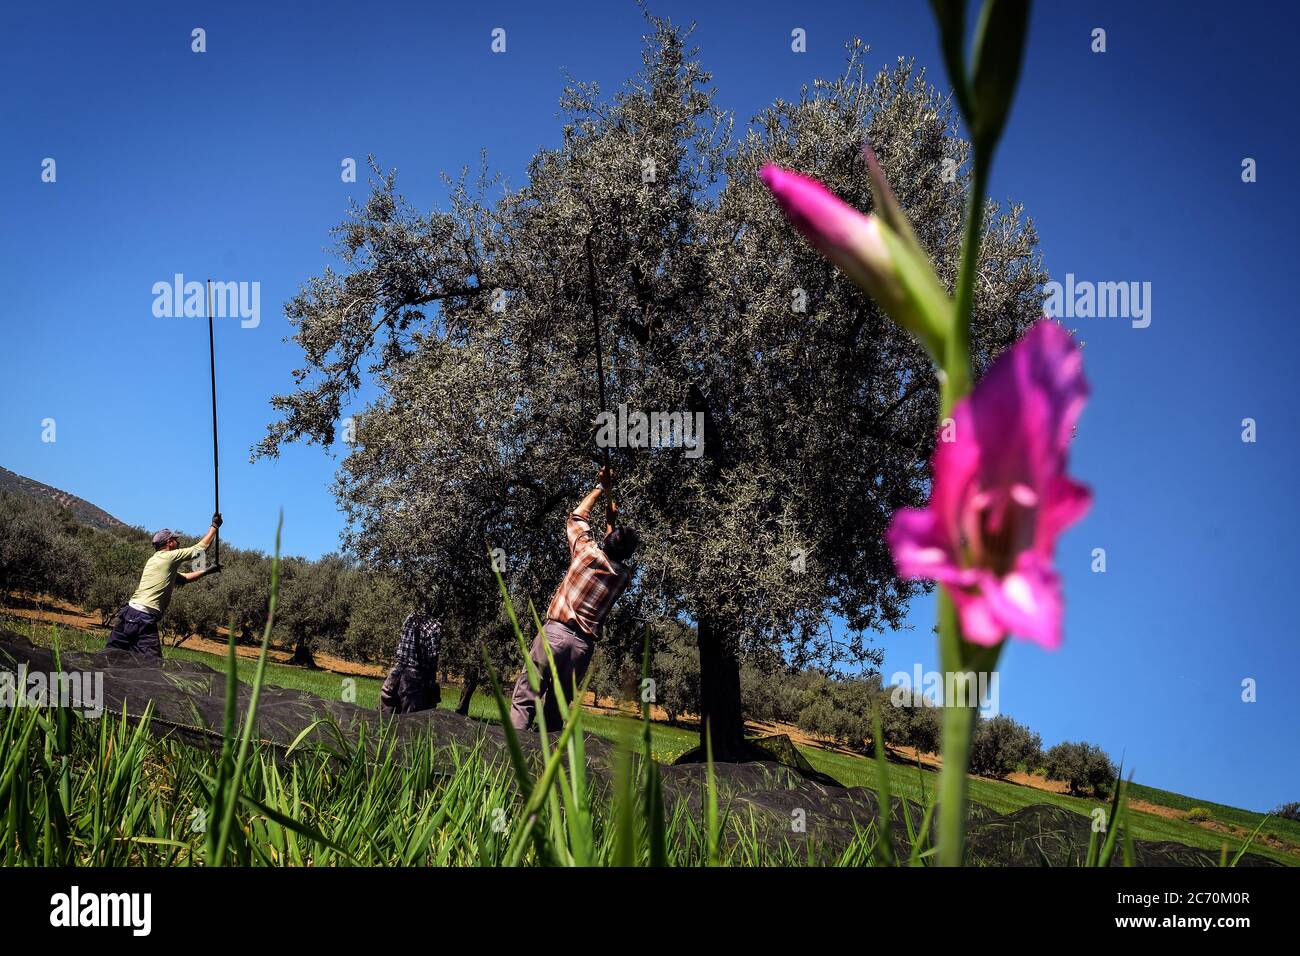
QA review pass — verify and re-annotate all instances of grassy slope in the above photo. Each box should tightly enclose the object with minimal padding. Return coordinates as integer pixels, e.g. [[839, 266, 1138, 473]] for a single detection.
[[1125, 782, 1300, 846], [9, 616, 1296, 865]]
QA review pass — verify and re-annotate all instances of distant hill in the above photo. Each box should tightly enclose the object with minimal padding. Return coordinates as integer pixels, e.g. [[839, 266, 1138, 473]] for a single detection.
[[0, 466, 128, 530]]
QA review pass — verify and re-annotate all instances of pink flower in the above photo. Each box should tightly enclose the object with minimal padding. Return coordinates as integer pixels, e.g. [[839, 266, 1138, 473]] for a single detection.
[[760, 164, 894, 284], [760, 164, 947, 356], [886, 321, 1091, 649]]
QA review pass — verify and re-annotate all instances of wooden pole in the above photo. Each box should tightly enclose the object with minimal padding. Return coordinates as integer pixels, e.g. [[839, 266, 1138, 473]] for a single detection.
[[206, 279, 220, 565], [584, 233, 613, 525]]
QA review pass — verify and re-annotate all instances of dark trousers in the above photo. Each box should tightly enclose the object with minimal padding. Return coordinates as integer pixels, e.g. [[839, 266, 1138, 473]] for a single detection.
[[105, 605, 162, 658], [509, 620, 592, 731], [380, 662, 441, 715]]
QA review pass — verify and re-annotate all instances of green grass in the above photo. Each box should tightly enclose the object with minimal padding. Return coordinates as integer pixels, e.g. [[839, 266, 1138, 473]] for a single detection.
[[803, 745, 1297, 865], [2, 617, 882, 866], [5, 613, 1295, 865], [2, 616, 707, 764]]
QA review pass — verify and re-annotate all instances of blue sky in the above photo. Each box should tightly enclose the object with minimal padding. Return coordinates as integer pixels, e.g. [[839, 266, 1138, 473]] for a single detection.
[[2, 1, 1296, 812]]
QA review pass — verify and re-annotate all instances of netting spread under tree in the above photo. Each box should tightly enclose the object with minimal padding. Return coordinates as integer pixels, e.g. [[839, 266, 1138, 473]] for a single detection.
[[255, 18, 1046, 761]]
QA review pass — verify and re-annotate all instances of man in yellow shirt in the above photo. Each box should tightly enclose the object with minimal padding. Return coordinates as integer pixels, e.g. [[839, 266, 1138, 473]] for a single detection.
[[106, 514, 224, 657]]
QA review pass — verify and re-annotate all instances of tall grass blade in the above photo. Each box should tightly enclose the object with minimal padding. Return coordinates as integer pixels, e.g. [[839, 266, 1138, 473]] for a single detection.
[[871, 707, 895, 866], [212, 510, 283, 865]]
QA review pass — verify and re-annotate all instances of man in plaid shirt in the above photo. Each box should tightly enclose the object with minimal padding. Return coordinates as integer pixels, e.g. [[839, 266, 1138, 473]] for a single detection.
[[510, 466, 638, 731], [380, 607, 442, 715]]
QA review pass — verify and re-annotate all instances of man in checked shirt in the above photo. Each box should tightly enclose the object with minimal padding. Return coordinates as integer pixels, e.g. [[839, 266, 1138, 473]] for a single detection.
[[510, 466, 638, 731], [379, 605, 442, 715]]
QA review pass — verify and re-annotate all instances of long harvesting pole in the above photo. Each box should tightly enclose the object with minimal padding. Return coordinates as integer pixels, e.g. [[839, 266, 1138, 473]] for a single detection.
[[584, 232, 613, 524], [206, 278, 220, 565]]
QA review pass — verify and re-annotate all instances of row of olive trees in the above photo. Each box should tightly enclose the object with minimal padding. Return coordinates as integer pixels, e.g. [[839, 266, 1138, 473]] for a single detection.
[[0, 491, 687, 694], [0, 492, 97, 605], [592, 620, 1121, 792], [2, 492, 1120, 793], [0, 492, 411, 666]]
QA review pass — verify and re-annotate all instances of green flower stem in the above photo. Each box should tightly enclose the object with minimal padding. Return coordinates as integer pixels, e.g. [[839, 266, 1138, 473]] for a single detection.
[[937, 598, 1004, 866], [936, 590, 968, 866], [941, 153, 989, 418], [936, 152, 992, 867], [937, 714, 973, 860]]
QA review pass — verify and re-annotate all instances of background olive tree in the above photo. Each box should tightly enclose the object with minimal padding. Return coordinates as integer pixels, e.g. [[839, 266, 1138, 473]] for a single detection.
[[1044, 741, 1118, 797], [968, 714, 1043, 779]]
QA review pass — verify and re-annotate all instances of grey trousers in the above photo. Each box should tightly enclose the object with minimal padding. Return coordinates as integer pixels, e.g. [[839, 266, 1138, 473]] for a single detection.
[[509, 620, 592, 731], [379, 663, 440, 715]]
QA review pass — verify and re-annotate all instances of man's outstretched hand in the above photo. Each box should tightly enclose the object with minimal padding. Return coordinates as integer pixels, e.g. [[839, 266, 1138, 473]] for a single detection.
[[211, 512, 223, 529], [181, 563, 223, 585], [598, 465, 618, 527]]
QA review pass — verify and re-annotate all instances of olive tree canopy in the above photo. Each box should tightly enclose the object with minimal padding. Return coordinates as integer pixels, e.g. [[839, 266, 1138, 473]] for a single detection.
[[257, 18, 1046, 758]]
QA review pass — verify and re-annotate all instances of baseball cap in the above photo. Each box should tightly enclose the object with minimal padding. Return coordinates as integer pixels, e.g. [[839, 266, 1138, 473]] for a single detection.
[[151, 528, 179, 546]]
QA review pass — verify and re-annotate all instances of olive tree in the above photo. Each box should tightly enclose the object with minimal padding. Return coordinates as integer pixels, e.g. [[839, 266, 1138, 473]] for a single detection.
[[257, 17, 1045, 759]]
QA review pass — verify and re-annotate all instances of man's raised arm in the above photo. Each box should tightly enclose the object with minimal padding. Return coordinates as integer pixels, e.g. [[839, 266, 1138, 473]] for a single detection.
[[178, 513, 225, 584], [566, 478, 606, 556], [573, 484, 603, 520]]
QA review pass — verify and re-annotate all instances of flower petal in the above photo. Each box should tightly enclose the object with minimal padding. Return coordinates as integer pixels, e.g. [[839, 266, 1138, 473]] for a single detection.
[[948, 588, 1006, 646], [980, 556, 1065, 650], [1038, 474, 1092, 548], [969, 320, 1089, 501], [886, 507, 960, 582]]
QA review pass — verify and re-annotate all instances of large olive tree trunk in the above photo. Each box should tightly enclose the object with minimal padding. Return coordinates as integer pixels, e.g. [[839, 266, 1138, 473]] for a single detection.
[[695, 613, 746, 761]]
